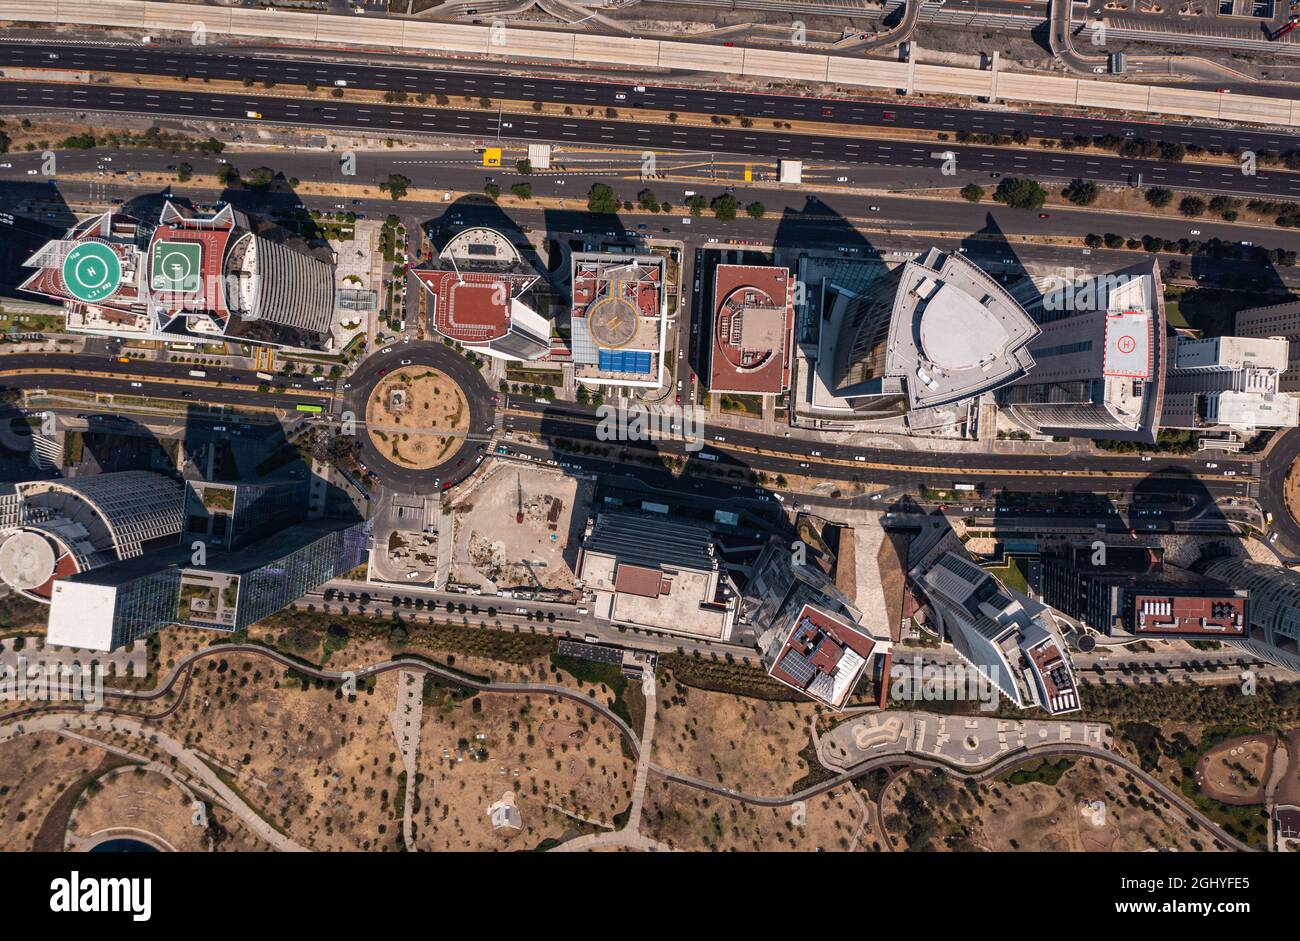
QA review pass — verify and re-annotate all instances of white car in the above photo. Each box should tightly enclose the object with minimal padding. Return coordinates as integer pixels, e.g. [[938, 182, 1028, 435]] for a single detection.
[[1141, 455, 1151, 461], [836, 176, 848, 182], [870, 494, 881, 501], [1206, 462, 1218, 469]]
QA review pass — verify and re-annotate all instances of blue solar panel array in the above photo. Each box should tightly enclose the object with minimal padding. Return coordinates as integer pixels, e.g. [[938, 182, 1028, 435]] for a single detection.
[[598, 349, 653, 374]]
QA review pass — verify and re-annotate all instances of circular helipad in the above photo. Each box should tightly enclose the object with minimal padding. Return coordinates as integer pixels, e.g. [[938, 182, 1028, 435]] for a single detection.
[[586, 295, 639, 349], [0, 530, 56, 591], [61, 241, 122, 303]]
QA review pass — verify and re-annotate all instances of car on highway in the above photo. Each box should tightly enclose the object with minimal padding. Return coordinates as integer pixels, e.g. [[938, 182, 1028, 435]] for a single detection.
[[400, 359, 412, 365], [1206, 462, 1218, 469], [1038, 213, 1049, 219]]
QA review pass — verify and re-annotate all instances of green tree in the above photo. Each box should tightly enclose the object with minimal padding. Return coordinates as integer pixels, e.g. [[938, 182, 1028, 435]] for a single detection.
[[216, 163, 240, 186], [744, 201, 765, 219], [1145, 187, 1173, 208], [245, 166, 275, 190], [176, 162, 193, 183], [1178, 195, 1206, 217], [516, 159, 532, 175], [992, 177, 1047, 210], [509, 182, 531, 200], [382, 173, 412, 200], [1062, 178, 1101, 206], [587, 183, 619, 214], [711, 193, 738, 222], [959, 183, 985, 202], [638, 188, 660, 211], [686, 194, 707, 216]]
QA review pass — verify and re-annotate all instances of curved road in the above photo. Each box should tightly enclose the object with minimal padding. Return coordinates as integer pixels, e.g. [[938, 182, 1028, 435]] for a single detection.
[[342, 340, 495, 493]]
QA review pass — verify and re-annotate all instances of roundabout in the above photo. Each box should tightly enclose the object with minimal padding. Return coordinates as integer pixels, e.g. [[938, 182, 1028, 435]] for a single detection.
[[345, 340, 495, 494]]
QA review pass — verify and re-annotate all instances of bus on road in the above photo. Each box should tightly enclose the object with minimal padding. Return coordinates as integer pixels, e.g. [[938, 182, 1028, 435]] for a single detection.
[[295, 403, 323, 414]]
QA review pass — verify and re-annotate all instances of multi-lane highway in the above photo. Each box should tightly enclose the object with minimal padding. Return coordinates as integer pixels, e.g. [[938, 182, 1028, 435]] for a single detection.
[[8, 80, 1300, 202], [4, 41, 1300, 198], [7, 40, 1297, 152]]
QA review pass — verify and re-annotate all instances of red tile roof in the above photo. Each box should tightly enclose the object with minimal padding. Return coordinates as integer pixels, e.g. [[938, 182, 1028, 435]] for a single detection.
[[412, 269, 534, 344], [709, 265, 793, 395]]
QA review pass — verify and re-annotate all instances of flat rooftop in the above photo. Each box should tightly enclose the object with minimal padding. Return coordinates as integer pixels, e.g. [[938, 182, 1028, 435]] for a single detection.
[[768, 603, 876, 710], [1133, 592, 1247, 637]]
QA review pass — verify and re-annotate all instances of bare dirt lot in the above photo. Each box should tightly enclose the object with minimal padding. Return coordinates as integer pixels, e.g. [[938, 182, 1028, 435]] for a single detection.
[[366, 367, 468, 469], [651, 671, 821, 795], [62, 765, 266, 852], [158, 653, 408, 851], [1196, 733, 1274, 805], [414, 688, 635, 851], [448, 461, 592, 593], [0, 731, 113, 851]]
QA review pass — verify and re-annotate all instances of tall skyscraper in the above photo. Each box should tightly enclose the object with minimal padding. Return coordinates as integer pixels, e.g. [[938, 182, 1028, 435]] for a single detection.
[[1001, 260, 1165, 442], [917, 550, 1079, 714], [740, 543, 891, 710], [0, 471, 184, 605], [1198, 557, 1300, 675]]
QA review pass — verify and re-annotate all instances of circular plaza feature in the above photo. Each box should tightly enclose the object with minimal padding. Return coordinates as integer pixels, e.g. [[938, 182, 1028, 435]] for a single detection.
[[364, 366, 471, 471], [61, 241, 122, 303], [0, 530, 56, 591], [345, 341, 494, 494], [586, 294, 640, 349]]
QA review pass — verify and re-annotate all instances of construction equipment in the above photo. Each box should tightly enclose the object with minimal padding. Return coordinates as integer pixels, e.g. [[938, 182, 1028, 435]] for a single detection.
[[515, 473, 524, 524]]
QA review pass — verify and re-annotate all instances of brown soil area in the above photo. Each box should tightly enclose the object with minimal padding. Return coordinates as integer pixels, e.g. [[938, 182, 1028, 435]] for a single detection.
[[413, 690, 634, 851], [366, 367, 468, 470], [1195, 733, 1274, 805]]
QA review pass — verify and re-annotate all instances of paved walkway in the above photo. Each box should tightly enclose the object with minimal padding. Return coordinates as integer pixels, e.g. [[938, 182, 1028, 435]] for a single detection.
[[0, 712, 308, 852]]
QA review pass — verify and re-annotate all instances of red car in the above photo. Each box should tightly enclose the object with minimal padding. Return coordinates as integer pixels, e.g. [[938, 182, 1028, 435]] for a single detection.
[[377, 368, 387, 377], [1038, 213, 1049, 219], [675, 394, 681, 404]]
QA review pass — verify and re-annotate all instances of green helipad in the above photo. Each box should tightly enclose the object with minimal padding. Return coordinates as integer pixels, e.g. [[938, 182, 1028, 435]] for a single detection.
[[151, 240, 203, 293], [61, 242, 122, 303]]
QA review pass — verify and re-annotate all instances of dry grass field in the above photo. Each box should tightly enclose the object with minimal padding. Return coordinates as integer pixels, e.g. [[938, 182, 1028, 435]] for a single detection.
[[158, 653, 408, 851], [651, 671, 821, 794], [879, 758, 1213, 852], [413, 689, 635, 851], [1196, 734, 1274, 805], [366, 367, 468, 469], [641, 779, 870, 851]]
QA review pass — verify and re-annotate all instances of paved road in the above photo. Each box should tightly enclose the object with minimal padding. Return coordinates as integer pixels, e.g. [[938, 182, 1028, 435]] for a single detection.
[[7, 79, 1300, 201], [8, 40, 1299, 157]]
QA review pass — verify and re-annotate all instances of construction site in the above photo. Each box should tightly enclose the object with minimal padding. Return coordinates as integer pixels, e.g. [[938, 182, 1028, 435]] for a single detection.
[[446, 461, 593, 597]]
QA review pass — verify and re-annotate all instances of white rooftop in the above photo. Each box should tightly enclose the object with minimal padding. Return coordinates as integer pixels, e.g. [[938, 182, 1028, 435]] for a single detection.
[[46, 579, 118, 651]]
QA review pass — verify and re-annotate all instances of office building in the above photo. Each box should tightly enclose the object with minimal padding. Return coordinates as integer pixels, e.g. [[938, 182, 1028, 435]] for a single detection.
[[576, 510, 737, 641], [20, 200, 337, 350], [47, 518, 368, 651], [408, 226, 551, 361], [916, 550, 1079, 714], [1234, 299, 1300, 391], [1161, 335, 1297, 431], [0, 471, 184, 606], [740, 543, 891, 710], [709, 264, 795, 396], [1198, 557, 1300, 675], [569, 252, 667, 389], [800, 248, 1038, 433], [1001, 260, 1165, 442]]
